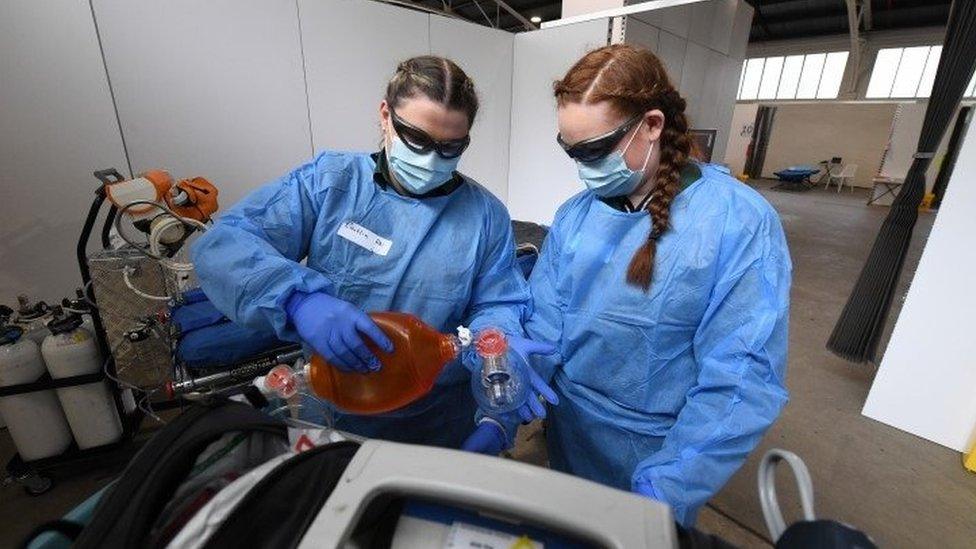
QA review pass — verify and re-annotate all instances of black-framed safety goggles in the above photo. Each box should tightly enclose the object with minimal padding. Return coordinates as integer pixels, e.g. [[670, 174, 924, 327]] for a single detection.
[[557, 114, 643, 163], [390, 110, 471, 159]]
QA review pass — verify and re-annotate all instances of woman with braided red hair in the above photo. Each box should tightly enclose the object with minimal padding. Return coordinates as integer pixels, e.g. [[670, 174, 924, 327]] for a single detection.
[[523, 44, 792, 525]]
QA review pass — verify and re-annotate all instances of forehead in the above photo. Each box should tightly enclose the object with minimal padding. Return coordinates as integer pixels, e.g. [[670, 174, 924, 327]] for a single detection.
[[394, 95, 469, 140], [556, 101, 629, 145]]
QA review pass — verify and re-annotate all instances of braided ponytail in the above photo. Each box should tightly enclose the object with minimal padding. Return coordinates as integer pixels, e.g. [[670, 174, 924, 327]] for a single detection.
[[554, 45, 693, 290]]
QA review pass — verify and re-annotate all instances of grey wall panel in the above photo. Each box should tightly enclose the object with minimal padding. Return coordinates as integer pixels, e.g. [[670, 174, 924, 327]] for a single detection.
[[657, 31, 687, 85], [695, 49, 729, 132], [430, 16, 514, 200], [508, 19, 609, 224], [729, 1, 754, 60], [659, 5, 692, 38], [624, 1, 750, 166], [301, 0, 429, 155], [624, 17, 660, 53], [696, 0, 737, 55], [628, 0, 664, 27], [630, 3, 692, 38], [687, 2, 716, 49], [710, 54, 742, 162], [93, 0, 312, 208], [0, 0, 128, 304], [679, 42, 709, 126], [687, 48, 730, 162]]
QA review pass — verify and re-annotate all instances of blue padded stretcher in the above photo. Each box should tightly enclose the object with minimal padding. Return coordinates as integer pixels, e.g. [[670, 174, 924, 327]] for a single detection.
[[171, 290, 287, 371]]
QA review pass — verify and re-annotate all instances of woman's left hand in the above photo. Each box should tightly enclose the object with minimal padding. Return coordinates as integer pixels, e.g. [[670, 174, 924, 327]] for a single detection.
[[505, 335, 560, 422]]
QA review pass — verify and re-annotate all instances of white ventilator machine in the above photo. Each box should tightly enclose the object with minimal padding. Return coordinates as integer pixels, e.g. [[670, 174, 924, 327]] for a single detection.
[[300, 440, 678, 548]]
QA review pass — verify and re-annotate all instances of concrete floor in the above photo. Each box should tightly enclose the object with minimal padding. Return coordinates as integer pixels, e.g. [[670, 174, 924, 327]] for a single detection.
[[720, 180, 976, 549], [2, 180, 974, 547]]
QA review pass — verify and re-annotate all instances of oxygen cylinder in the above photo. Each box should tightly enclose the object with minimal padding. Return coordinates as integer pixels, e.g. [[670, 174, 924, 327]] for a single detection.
[[41, 309, 122, 449], [0, 326, 73, 460]]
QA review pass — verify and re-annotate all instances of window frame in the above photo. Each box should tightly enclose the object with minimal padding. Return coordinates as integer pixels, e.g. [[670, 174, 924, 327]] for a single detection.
[[736, 50, 850, 102]]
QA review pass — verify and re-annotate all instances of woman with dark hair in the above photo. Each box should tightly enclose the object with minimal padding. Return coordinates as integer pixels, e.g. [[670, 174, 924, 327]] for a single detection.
[[525, 44, 792, 525], [192, 56, 554, 449]]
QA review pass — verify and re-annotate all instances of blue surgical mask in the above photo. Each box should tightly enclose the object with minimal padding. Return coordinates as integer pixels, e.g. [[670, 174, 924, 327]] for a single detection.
[[577, 120, 654, 198], [387, 135, 460, 195]]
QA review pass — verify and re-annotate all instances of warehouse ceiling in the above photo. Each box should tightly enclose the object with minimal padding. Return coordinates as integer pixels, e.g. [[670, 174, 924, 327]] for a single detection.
[[397, 0, 951, 39]]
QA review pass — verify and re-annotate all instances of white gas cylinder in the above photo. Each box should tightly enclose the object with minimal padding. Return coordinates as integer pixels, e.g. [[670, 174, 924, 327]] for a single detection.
[[41, 315, 122, 449], [0, 327, 73, 460]]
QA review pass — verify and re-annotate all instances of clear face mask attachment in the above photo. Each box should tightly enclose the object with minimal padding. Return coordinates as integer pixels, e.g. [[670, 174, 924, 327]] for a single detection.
[[469, 328, 528, 414]]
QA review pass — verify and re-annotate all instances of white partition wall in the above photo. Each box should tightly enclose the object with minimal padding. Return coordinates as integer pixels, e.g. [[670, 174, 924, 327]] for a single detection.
[[0, 0, 753, 304], [299, 0, 429, 154], [862, 127, 976, 453], [299, 1, 515, 200], [507, 19, 611, 224], [92, 0, 313, 206], [430, 16, 515, 198], [0, 0, 128, 305]]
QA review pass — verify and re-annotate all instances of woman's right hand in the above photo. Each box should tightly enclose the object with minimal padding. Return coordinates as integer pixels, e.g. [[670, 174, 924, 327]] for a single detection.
[[285, 291, 393, 373]]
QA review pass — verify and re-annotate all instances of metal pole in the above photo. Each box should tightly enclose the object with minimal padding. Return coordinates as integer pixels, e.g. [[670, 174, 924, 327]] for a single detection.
[[491, 0, 537, 31]]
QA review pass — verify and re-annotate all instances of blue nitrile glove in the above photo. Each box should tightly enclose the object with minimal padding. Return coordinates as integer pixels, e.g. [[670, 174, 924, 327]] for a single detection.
[[634, 478, 666, 503], [464, 334, 560, 422], [285, 291, 393, 373], [508, 336, 560, 422], [461, 418, 507, 455]]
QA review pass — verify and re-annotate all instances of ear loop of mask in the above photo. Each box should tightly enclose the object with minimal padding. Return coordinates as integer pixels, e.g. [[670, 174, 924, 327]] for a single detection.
[[624, 119, 656, 181], [631, 128, 658, 210], [620, 119, 644, 157], [383, 116, 394, 151]]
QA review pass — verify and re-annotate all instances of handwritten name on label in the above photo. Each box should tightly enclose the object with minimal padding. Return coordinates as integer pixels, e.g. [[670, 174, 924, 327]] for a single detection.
[[337, 221, 392, 256]]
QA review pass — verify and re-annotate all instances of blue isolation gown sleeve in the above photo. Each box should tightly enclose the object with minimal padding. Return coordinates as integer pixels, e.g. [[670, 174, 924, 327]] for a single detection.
[[190, 160, 335, 342], [463, 196, 531, 338], [631, 208, 792, 526], [524, 205, 573, 385]]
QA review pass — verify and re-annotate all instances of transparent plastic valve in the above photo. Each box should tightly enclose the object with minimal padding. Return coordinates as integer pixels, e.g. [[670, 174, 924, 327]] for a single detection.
[[470, 328, 528, 414], [263, 364, 306, 399]]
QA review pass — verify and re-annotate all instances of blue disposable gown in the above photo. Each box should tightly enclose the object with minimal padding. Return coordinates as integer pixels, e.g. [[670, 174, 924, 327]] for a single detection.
[[525, 164, 791, 525], [191, 151, 529, 448]]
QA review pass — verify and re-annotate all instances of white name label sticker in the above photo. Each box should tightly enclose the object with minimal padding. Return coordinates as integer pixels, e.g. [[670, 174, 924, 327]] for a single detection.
[[337, 221, 392, 256]]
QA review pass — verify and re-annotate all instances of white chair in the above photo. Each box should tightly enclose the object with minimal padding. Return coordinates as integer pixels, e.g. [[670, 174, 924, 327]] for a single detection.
[[826, 163, 857, 193]]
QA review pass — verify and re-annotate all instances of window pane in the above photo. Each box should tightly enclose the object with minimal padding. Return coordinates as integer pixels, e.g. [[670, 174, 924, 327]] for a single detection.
[[739, 58, 764, 100], [817, 51, 849, 98], [866, 48, 902, 98], [891, 46, 929, 98], [796, 53, 825, 99], [758, 56, 784, 99], [777, 55, 804, 99], [736, 59, 747, 99], [916, 46, 942, 98]]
